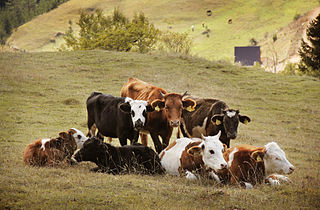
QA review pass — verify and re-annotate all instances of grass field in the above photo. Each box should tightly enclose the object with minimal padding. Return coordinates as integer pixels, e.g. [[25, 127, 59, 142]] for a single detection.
[[6, 0, 319, 62], [0, 50, 320, 209]]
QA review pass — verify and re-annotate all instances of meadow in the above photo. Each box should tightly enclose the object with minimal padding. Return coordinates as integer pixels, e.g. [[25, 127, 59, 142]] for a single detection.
[[0, 50, 319, 209]]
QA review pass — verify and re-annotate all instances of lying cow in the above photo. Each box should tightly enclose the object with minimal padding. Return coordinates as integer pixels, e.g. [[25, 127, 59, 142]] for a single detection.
[[180, 96, 251, 148], [73, 137, 164, 174], [86, 92, 154, 145], [218, 142, 295, 188], [23, 129, 79, 166], [121, 77, 196, 153], [160, 131, 227, 180], [70, 128, 88, 149]]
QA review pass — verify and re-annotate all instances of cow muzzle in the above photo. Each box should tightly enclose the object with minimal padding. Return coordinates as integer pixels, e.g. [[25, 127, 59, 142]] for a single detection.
[[227, 132, 237, 139], [134, 119, 144, 129], [170, 120, 180, 127]]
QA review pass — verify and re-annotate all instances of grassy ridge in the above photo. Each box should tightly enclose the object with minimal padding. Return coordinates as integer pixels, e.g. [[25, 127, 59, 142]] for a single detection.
[[0, 51, 320, 209]]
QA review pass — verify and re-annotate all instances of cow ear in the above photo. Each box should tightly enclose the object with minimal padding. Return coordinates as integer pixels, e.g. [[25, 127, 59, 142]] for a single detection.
[[211, 115, 223, 125], [239, 115, 251, 125], [151, 99, 165, 111], [119, 102, 131, 113], [251, 149, 265, 162], [146, 104, 155, 112], [59, 132, 68, 139], [223, 144, 228, 153], [182, 99, 196, 112], [187, 145, 202, 157]]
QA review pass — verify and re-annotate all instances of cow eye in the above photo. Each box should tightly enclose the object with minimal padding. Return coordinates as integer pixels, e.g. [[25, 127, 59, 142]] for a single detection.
[[131, 110, 135, 117], [78, 135, 82, 139], [275, 157, 280, 160], [209, 150, 215, 154]]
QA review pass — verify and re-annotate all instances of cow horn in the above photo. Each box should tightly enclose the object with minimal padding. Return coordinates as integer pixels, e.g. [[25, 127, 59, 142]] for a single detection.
[[159, 90, 165, 98], [200, 133, 206, 140], [182, 91, 188, 97]]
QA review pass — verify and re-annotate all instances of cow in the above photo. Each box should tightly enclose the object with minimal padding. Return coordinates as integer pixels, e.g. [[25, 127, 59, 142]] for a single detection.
[[180, 96, 251, 148], [217, 142, 295, 188], [70, 128, 88, 149], [73, 137, 164, 174], [23, 129, 78, 166], [160, 131, 227, 181], [86, 92, 154, 146], [121, 77, 196, 153]]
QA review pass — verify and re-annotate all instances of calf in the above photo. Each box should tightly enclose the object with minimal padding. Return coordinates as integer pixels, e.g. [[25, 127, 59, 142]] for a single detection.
[[180, 96, 251, 148], [218, 142, 295, 188], [121, 77, 196, 153], [23, 129, 77, 166], [160, 131, 227, 180], [73, 137, 164, 174], [86, 92, 154, 145], [70, 128, 88, 149]]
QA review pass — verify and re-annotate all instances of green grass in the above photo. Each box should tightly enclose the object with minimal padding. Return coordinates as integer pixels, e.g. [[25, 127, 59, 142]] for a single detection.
[[0, 51, 320, 209], [5, 0, 319, 62]]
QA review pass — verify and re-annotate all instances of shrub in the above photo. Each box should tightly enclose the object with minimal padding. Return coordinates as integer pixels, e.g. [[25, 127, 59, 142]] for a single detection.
[[158, 31, 192, 55]]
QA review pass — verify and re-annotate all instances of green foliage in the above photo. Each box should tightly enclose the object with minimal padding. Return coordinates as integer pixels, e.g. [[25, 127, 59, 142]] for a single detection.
[[0, 0, 68, 43], [158, 31, 193, 55], [281, 63, 300, 75], [64, 9, 160, 53], [298, 13, 320, 78]]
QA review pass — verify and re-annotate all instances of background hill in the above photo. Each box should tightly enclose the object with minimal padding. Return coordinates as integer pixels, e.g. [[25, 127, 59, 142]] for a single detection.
[[4, 0, 320, 71], [0, 51, 319, 209]]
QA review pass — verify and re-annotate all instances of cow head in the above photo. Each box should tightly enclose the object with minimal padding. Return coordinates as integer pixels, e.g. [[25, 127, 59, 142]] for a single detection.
[[73, 137, 108, 167], [211, 109, 251, 139], [187, 131, 228, 172], [263, 142, 295, 175], [119, 98, 155, 130], [151, 91, 196, 127], [70, 128, 88, 149], [58, 130, 77, 155]]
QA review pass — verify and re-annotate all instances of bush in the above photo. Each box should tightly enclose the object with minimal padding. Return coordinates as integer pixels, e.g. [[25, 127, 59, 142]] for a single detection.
[[158, 31, 192, 55], [281, 63, 300, 75]]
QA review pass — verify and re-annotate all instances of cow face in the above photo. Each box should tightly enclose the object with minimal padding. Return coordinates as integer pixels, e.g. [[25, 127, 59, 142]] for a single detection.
[[70, 128, 88, 149], [187, 132, 227, 172], [73, 137, 107, 166], [263, 142, 295, 175], [151, 93, 196, 127], [211, 109, 251, 139], [120, 98, 155, 130]]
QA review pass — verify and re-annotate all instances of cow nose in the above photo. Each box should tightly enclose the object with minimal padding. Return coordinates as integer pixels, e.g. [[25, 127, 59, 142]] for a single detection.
[[135, 119, 143, 128], [170, 120, 180, 127], [227, 132, 237, 139], [289, 166, 295, 174], [221, 163, 228, 169]]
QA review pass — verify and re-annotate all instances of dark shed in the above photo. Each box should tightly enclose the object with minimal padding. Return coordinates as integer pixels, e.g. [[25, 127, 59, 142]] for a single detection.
[[234, 46, 261, 66]]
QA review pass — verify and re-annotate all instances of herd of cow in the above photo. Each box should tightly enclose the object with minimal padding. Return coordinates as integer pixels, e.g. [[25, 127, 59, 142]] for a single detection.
[[23, 77, 295, 189]]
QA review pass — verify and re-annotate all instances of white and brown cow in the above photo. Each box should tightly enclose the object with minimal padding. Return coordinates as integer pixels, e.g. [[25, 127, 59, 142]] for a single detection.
[[23, 129, 79, 166], [218, 142, 295, 188], [160, 131, 227, 180]]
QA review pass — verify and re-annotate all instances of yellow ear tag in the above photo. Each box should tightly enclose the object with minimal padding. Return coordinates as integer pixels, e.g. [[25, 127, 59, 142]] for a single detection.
[[244, 119, 249, 125], [186, 106, 195, 112], [215, 119, 221, 125], [256, 155, 263, 162], [155, 106, 160, 112]]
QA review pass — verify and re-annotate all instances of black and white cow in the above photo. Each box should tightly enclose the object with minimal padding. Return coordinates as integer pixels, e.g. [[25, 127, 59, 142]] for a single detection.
[[86, 92, 154, 145], [180, 97, 251, 148], [73, 137, 164, 174]]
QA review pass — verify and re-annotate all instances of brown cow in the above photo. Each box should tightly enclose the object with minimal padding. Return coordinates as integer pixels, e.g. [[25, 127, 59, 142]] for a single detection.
[[23, 129, 77, 166], [121, 77, 196, 153], [218, 142, 295, 188]]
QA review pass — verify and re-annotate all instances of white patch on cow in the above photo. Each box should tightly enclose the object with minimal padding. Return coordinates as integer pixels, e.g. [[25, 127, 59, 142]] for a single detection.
[[40, 138, 51, 151], [272, 174, 291, 183], [71, 128, 88, 149], [126, 99, 149, 128], [244, 182, 253, 189], [267, 177, 280, 186], [263, 142, 295, 175], [185, 170, 198, 180], [226, 111, 236, 118], [208, 171, 221, 183], [191, 117, 208, 137], [227, 147, 239, 167]]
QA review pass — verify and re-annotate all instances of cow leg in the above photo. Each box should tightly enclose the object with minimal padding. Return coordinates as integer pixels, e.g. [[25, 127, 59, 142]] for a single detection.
[[96, 131, 104, 141], [130, 130, 139, 145], [150, 133, 163, 154], [140, 133, 148, 146], [87, 123, 96, 137], [161, 128, 173, 150], [119, 137, 128, 146]]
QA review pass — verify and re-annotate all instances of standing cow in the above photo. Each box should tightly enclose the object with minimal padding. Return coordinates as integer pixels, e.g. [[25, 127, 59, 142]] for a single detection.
[[121, 77, 196, 153], [86, 92, 154, 146], [180, 96, 251, 148]]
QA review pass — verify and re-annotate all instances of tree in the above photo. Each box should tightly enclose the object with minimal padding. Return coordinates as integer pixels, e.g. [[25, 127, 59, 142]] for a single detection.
[[298, 13, 320, 77]]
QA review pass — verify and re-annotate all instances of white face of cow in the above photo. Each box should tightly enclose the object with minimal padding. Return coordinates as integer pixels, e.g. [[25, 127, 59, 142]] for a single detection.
[[200, 132, 228, 172], [71, 128, 88, 149], [263, 142, 295, 175], [125, 98, 152, 130]]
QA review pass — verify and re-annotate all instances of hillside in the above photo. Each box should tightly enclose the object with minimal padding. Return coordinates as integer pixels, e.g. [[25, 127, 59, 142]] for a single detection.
[[0, 51, 319, 209], [4, 0, 319, 71]]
